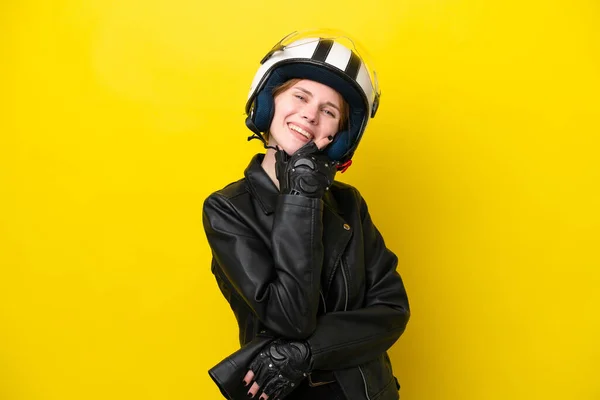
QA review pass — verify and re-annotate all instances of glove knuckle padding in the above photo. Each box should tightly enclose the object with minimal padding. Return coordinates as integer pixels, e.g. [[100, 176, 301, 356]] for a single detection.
[[248, 339, 312, 397], [275, 143, 338, 198], [293, 158, 316, 170]]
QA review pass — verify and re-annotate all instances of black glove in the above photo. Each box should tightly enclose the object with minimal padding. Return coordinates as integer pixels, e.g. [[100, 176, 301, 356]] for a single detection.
[[247, 338, 313, 399], [275, 142, 338, 198]]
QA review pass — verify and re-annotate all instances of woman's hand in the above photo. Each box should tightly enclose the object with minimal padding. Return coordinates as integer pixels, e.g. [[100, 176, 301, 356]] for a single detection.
[[275, 138, 338, 198], [242, 339, 312, 399]]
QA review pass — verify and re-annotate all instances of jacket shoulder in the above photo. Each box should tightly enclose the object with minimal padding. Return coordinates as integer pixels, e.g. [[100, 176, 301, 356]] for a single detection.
[[328, 180, 371, 218], [330, 180, 363, 203], [330, 180, 359, 194], [207, 177, 250, 200], [203, 179, 250, 210]]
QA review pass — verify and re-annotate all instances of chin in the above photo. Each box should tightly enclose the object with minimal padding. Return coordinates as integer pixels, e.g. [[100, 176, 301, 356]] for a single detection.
[[270, 130, 308, 155], [280, 144, 302, 155], [271, 138, 301, 155]]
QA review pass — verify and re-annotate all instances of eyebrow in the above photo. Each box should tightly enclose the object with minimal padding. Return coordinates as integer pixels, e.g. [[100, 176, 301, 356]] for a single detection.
[[295, 87, 341, 112]]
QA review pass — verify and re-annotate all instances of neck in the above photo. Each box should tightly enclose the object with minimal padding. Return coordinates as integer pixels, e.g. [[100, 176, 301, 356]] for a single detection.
[[261, 147, 280, 190]]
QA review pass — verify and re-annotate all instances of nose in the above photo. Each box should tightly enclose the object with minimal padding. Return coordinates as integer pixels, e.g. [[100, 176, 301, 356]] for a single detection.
[[301, 104, 318, 124]]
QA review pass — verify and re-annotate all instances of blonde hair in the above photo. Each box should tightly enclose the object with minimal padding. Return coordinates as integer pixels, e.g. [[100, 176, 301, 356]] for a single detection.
[[266, 78, 350, 140]]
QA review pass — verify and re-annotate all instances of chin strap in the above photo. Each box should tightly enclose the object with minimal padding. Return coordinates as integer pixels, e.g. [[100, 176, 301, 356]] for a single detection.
[[246, 116, 278, 151]]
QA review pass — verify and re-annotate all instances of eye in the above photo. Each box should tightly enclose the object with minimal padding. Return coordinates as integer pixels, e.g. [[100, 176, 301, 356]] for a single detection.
[[323, 109, 336, 118], [294, 94, 306, 101]]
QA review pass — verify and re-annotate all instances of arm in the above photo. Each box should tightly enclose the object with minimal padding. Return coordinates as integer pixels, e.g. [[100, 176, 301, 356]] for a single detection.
[[306, 192, 410, 370], [203, 192, 324, 339]]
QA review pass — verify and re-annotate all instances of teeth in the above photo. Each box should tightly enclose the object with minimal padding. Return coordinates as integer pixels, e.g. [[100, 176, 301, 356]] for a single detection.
[[289, 124, 311, 139]]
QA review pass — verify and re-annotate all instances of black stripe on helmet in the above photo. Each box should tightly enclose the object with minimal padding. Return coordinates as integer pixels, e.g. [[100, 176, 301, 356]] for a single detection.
[[311, 39, 334, 62], [345, 51, 361, 80]]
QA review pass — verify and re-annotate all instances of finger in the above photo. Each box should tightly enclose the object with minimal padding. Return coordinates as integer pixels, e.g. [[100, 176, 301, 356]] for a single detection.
[[248, 382, 260, 397], [314, 135, 334, 150], [243, 370, 255, 387], [259, 392, 270, 400]]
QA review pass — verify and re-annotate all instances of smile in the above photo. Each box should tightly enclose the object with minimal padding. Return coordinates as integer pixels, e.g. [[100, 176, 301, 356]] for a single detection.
[[288, 123, 313, 140]]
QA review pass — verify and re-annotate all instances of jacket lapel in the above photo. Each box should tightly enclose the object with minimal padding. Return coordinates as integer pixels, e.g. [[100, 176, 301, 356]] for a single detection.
[[321, 191, 352, 293]]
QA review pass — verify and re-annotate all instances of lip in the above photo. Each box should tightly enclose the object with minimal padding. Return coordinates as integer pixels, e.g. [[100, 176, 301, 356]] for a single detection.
[[287, 122, 315, 139], [287, 125, 310, 143]]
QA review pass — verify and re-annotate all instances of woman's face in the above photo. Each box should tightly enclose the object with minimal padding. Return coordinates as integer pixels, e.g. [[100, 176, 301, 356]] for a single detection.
[[269, 79, 343, 155]]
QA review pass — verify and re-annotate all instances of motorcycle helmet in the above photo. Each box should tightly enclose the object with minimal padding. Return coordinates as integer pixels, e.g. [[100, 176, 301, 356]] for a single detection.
[[245, 29, 381, 169]]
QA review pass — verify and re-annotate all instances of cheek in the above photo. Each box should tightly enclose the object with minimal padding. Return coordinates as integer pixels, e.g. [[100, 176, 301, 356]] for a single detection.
[[327, 119, 341, 136], [270, 103, 291, 135], [272, 98, 294, 121]]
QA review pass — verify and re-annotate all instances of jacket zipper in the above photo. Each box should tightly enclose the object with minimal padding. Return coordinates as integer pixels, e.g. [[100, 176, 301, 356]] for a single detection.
[[358, 365, 371, 400], [341, 259, 369, 400], [321, 258, 348, 314], [340, 259, 349, 312], [319, 290, 327, 314]]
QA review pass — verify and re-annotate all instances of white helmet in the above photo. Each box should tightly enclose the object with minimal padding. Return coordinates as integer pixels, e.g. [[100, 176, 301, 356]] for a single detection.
[[245, 29, 381, 166]]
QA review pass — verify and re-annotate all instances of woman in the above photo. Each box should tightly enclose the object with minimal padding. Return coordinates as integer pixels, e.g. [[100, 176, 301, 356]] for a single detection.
[[203, 30, 410, 400]]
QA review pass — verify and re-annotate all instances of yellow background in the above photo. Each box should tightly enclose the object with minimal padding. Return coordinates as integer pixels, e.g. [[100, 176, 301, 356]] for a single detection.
[[1, 0, 599, 399]]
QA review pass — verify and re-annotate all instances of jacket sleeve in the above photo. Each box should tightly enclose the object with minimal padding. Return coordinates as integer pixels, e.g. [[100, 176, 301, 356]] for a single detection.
[[306, 192, 410, 370], [203, 192, 324, 339]]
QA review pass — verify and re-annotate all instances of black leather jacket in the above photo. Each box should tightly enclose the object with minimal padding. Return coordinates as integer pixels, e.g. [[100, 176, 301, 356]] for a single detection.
[[203, 154, 410, 400]]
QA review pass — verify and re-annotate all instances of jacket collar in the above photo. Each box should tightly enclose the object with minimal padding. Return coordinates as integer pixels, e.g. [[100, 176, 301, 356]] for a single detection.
[[244, 153, 343, 215]]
